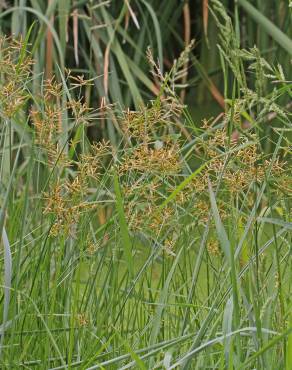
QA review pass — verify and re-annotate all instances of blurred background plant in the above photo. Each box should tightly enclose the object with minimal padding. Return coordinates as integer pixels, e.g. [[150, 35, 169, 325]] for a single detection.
[[0, 0, 290, 144]]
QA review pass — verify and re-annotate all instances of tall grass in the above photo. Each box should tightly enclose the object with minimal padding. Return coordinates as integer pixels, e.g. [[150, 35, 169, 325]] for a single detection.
[[0, 1, 291, 369]]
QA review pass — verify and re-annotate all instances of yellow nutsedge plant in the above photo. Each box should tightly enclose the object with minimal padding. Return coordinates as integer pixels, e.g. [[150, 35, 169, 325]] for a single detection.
[[43, 140, 112, 238], [0, 36, 33, 119], [207, 238, 221, 257]]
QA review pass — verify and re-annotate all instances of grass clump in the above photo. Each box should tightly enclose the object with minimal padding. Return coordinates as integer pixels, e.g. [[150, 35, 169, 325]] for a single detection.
[[0, 3, 291, 370]]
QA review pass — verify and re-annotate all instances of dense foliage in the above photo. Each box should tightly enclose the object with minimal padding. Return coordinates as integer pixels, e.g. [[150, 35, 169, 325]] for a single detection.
[[0, 1, 291, 369]]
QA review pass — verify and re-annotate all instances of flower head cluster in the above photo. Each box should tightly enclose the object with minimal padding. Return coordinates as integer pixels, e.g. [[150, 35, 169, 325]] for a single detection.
[[117, 96, 183, 242], [0, 36, 33, 119], [43, 140, 111, 237]]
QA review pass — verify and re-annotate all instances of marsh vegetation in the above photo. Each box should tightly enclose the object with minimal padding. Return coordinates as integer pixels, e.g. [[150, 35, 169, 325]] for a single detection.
[[0, 1, 291, 369]]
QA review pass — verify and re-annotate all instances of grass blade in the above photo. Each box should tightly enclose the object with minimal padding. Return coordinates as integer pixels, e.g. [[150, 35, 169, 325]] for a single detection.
[[113, 170, 133, 277], [238, 0, 292, 55], [0, 227, 12, 357]]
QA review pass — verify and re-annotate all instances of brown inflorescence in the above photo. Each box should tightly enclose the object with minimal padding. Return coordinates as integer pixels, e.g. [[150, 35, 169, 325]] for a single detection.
[[0, 36, 33, 118]]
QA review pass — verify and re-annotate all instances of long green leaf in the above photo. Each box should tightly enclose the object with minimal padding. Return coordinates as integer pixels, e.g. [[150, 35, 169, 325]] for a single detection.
[[208, 180, 231, 263], [113, 170, 133, 277], [238, 0, 292, 55]]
